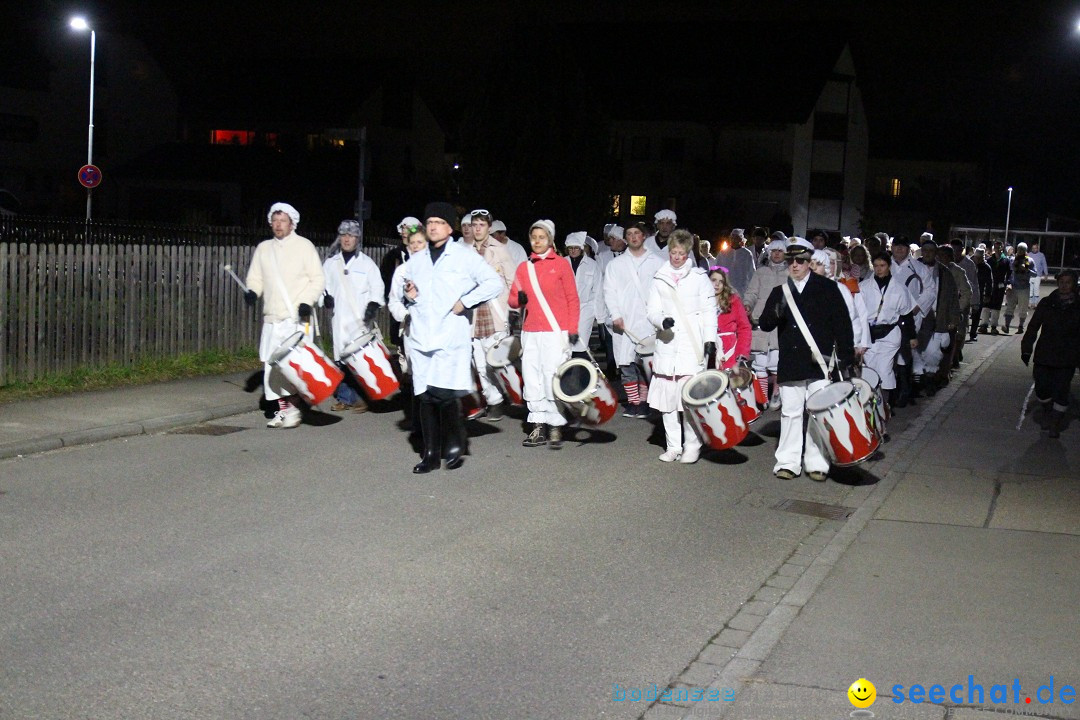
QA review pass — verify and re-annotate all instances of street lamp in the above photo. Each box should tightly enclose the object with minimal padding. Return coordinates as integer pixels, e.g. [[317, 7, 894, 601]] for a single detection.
[[1004, 186, 1013, 247], [69, 16, 95, 221]]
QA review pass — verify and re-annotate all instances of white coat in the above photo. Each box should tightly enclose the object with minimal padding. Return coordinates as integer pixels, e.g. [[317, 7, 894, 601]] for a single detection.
[[322, 251, 384, 359], [646, 262, 718, 377], [644, 235, 670, 258], [399, 240, 504, 393], [603, 249, 666, 365], [572, 255, 603, 352], [839, 283, 871, 350], [859, 275, 915, 327]]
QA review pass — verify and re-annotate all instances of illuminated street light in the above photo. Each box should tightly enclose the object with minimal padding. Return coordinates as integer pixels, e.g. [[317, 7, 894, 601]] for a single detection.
[[1004, 187, 1013, 246], [69, 16, 96, 221]]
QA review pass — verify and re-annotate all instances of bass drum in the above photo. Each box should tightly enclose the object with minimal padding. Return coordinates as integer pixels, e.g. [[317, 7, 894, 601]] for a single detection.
[[552, 358, 618, 426], [805, 381, 881, 466], [681, 370, 749, 450]]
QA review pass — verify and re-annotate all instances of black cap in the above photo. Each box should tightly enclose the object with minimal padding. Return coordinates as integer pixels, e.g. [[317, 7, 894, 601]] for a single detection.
[[423, 202, 457, 228]]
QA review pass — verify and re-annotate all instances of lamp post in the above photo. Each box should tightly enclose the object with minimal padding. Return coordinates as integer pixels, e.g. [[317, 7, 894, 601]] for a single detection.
[[70, 16, 95, 221], [1003, 186, 1013, 248]]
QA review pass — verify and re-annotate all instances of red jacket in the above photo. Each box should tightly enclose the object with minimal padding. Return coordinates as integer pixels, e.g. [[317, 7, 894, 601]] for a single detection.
[[717, 294, 752, 368], [508, 250, 580, 332]]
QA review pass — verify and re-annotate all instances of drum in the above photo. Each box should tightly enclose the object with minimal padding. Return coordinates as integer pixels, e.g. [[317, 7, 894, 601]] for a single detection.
[[340, 330, 400, 400], [681, 370, 749, 450], [552, 358, 618, 426], [269, 331, 344, 406], [636, 334, 656, 381], [462, 370, 486, 420], [852, 367, 887, 435], [805, 381, 881, 466], [725, 365, 762, 425], [485, 334, 525, 406]]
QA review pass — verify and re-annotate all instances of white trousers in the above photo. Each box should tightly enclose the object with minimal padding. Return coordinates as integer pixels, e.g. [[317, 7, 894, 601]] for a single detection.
[[864, 327, 901, 390], [1030, 277, 1042, 305], [775, 379, 830, 475], [752, 349, 779, 376], [259, 320, 311, 401], [522, 330, 570, 426], [913, 332, 950, 375], [472, 335, 505, 405], [662, 410, 703, 455]]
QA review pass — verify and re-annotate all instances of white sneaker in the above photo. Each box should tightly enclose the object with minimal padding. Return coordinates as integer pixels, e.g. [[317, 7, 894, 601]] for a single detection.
[[768, 393, 782, 411], [267, 411, 286, 428], [680, 447, 700, 464], [267, 408, 302, 428], [659, 449, 682, 462]]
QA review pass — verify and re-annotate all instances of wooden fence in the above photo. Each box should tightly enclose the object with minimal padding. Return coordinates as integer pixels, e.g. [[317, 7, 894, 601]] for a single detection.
[[0, 217, 393, 386]]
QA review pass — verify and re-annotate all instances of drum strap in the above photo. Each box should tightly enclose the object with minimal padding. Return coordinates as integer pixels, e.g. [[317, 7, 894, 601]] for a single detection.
[[664, 282, 704, 365], [526, 260, 568, 350], [782, 283, 833, 379], [338, 255, 364, 324], [271, 244, 318, 339]]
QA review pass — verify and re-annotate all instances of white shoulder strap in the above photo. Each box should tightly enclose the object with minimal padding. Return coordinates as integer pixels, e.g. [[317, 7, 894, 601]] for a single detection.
[[782, 282, 832, 379], [664, 281, 703, 365], [527, 260, 568, 350]]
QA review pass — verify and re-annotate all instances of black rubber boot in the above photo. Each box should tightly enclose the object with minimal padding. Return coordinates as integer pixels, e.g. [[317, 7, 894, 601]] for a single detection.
[[440, 399, 466, 470], [413, 401, 441, 474]]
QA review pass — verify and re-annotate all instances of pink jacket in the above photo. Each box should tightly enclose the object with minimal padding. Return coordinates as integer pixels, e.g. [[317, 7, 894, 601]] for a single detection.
[[508, 250, 580, 332], [717, 294, 752, 369]]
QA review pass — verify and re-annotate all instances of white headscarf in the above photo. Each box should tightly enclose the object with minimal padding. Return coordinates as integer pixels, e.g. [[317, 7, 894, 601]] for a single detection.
[[267, 202, 300, 227]]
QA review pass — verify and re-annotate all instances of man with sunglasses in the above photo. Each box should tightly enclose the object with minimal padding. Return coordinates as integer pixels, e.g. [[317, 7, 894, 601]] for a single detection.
[[757, 238, 855, 481], [469, 209, 517, 421]]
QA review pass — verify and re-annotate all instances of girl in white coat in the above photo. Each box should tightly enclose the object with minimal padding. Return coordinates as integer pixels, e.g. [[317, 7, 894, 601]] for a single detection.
[[646, 231, 718, 463], [859, 253, 916, 397], [565, 232, 603, 356]]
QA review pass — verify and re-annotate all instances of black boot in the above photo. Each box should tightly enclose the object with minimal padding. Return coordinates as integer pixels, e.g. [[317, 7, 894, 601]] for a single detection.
[[413, 401, 441, 474], [893, 369, 910, 408], [440, 398, 466, 470], [1049, 409, 1065, 439]]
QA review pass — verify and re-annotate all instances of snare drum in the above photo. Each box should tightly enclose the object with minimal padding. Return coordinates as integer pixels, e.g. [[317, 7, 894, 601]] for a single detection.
[[852, 367, 887, 435], [681, 370, 749, 450], [485, 334, 525, 406], [633, 333, 656, 381], [270, 331, 344, 406], [725, 365, 762, 425], [805, 381, 880, 466], [552, 358, 618, 426], [340, 330, 400, 400]]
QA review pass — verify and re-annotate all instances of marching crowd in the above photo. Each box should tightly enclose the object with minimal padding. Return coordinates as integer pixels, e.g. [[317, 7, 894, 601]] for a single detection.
[[242, 202, 1079, 479]]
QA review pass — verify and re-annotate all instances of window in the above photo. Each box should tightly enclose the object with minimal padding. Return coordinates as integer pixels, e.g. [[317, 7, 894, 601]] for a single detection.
[[630, 195, 648, 216], [890, 177, 901, 198], [874, 176, 902, 198], [813, 112, 848, 142], [631, 136, 651, 161], [610, 194, 621, 217], [211, 130, 254, 145]]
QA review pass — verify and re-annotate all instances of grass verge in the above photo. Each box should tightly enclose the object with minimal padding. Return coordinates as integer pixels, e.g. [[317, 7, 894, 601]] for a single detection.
[[0, 348, 262, 405]]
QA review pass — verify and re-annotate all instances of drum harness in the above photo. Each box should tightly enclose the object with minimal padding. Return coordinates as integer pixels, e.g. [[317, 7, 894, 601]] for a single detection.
[[781, 282, 835, 381], [269, 244, 321, 341], [526, 260, 570, 352], [653, 276, 705, 379]]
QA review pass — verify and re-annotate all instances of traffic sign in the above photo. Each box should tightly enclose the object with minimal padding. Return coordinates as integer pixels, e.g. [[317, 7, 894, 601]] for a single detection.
[[78, 164, 102, 189]]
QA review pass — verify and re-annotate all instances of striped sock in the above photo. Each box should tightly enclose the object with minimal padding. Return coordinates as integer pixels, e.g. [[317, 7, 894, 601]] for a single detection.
[[278, 398, 293, 412], [756, 374, 769, 404], [637, 382, 649, 403], [624, 382, 639, 404]]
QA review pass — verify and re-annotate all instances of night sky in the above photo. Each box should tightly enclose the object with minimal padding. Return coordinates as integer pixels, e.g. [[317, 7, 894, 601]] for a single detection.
[[15, 0, 1080, 223]]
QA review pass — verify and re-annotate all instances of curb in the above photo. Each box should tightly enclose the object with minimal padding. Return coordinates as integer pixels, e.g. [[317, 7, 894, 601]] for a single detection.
[[640, 336, 1017, 720], [0, 402, 255, 460]]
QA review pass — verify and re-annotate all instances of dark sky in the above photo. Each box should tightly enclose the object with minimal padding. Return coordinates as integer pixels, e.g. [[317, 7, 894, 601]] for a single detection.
[[20, 0, 1080, 220]]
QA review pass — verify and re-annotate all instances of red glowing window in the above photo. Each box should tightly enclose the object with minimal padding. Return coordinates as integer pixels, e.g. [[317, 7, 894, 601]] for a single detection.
[[211, 130, 254, 145]]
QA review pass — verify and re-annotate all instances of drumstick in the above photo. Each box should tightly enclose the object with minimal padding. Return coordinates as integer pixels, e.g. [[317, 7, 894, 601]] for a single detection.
[[221, 264, 249, 293]]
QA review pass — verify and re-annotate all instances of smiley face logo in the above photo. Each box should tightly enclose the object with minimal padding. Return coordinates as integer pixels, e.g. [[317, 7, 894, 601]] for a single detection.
[[848, 678, 876, 708]]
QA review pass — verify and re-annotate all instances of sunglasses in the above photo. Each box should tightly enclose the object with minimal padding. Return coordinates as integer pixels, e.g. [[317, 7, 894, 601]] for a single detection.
[[470, 210, 492, 220], [786, 257, 810, 265]]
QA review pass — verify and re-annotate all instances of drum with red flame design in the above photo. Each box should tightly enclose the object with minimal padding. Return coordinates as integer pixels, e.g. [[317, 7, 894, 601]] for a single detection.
[[340, 331, 400, 400], [485, 334, 525, 406], [852, 367, 887, 438], [270, 331, 344, 406], [681, 370, 749, 450], [725, 365, 763, 425], [552, 358, 618, 425], [806, 381, 881, 466]]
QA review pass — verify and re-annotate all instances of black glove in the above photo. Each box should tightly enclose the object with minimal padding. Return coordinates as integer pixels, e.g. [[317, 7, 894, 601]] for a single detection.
[[298, 303, 312, 320], [704, 341, 716, 359], [517, 290, 528, 306], [1021, 353, 1031, 366], [323, 294, 335, 310], [774, 292, 788, 319], [568, 333, 580, 346], [839, 361, 856, 381], [662, 317, 675, 330], [363, 301, 380, 323], [244, 289, 257, 306]]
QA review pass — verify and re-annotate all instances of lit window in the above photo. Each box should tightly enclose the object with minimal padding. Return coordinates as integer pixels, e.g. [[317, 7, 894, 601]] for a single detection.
[[630, 196, 647, 216], [611, 195, 621, 216], [891, 178, 901, 197], [211, 130, 253, 145]]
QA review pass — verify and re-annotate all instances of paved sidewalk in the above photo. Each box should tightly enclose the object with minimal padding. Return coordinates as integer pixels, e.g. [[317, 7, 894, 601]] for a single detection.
[[643, 333, 1080, 719], [0, 371, 259, 459]]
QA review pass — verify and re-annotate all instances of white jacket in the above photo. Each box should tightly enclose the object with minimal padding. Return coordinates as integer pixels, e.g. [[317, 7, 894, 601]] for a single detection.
[[572, 255, 603, 352], [859, 274, 915, 327], [246, 233, 324, 322], [322, 251, 384, 358], [646, 262, 718, 376], [603, 249, 665, 365], [838, 282, 871, 350]]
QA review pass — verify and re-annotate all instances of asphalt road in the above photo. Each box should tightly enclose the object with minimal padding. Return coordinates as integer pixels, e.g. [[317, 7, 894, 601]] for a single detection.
[[0, 377, 890, 720]]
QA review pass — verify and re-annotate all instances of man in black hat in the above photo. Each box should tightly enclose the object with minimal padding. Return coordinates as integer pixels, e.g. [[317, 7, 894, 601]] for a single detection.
[[399, 202, 504, 473], [758, 238, 855, 481]]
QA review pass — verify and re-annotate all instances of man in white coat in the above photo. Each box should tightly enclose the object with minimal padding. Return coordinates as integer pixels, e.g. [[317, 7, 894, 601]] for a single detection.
[[644, 209, 677, 257], [322, 219, 385, 412], [565, 232, 603, 357], [400, 202, 503, 473], [604, 222, 665, 417], [245, 202, 325, 428]]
